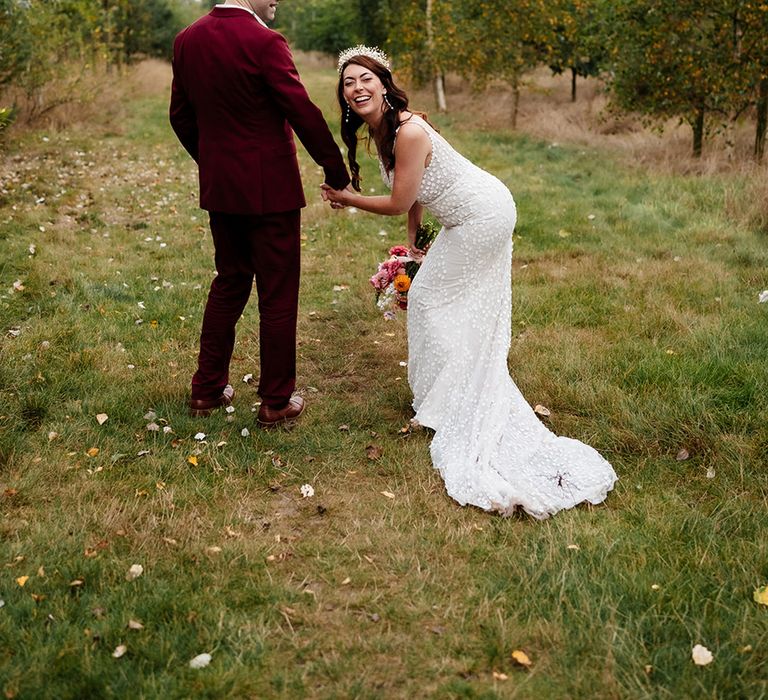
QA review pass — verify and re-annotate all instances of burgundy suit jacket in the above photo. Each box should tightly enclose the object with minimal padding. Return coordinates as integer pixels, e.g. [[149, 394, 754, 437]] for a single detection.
[[169, 8, 349, 215]]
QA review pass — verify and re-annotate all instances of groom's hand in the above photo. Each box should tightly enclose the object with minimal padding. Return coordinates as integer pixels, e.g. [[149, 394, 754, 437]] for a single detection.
[[320, 183, 346, 209]]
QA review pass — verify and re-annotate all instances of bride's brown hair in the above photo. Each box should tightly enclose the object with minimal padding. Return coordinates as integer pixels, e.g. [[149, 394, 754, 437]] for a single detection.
[[338, 56, 430, 192]]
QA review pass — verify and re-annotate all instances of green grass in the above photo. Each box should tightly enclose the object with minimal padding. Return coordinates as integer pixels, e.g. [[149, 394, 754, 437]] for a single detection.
[[0, 58, 767, 699]]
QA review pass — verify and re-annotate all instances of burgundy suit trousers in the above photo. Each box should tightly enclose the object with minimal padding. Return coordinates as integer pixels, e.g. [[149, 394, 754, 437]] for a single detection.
[[191, 210, 301, 407]]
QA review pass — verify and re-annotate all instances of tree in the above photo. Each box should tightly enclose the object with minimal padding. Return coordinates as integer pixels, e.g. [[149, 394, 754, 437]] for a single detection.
[[603, 0, 765, 157], [546, 0, 605, 102]]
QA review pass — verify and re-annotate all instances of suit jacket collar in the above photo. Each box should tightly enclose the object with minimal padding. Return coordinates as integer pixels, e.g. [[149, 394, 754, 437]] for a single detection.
[[211, 6, 267, 27]]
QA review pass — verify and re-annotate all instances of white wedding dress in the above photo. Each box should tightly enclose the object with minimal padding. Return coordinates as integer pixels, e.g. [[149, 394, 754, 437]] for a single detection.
[[381, 115, 617, 518]]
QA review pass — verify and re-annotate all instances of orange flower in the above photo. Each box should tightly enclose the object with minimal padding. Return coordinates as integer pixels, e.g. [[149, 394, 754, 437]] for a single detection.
[[393, 274, 411, 293]]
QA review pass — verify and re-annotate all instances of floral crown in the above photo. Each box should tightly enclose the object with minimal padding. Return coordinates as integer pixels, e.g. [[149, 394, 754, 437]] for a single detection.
[[337, 45, 390, 73]]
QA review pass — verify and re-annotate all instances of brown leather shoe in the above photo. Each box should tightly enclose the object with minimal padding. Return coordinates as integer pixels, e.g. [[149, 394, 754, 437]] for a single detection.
[[257, 396, 305, 428], [188, 385, 235, 418]]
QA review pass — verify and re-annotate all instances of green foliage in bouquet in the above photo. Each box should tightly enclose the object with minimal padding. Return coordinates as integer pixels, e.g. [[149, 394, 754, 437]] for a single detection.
[[404, 219, 440, 278]]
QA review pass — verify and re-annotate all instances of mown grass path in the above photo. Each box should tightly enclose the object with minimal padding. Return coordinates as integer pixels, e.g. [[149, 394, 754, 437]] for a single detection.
[[0, 59, 767, 698]]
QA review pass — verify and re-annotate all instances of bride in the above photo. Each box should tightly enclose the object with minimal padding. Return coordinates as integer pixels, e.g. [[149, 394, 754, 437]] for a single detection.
[[322, 46, 617, 518]]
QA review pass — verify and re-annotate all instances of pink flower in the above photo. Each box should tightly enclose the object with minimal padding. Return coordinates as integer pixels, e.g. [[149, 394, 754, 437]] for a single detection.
[[389, 245, 410, 257]]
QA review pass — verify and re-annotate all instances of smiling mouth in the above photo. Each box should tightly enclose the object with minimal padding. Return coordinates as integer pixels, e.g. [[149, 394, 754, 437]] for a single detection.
[[354, 96, 371, 105]]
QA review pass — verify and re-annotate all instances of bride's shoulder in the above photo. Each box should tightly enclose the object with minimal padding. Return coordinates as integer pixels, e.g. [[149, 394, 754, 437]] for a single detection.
[[396, 113, 431, 140]]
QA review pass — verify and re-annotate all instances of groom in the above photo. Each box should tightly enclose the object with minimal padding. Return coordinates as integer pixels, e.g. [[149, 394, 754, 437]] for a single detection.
[[170, 0, 350, 426]]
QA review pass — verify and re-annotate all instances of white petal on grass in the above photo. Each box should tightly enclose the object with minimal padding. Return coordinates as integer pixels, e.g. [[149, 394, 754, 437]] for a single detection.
[[189, 652, 212, 669], [243, 373, 254, 383], [96, 413, 108, 425], [163, 426, 173, 434], [225, 405, 235, 414], [112, 644, 127, 658], [692, 644, 714, 666], [240, 428, 250, 437], [300, 484, 315, 498], [759, 290, 768, 303], [194, 432, 206, 441], [144, 411, 157, 421], [146, 422, 160, 432], [125, 564, 143, 581]]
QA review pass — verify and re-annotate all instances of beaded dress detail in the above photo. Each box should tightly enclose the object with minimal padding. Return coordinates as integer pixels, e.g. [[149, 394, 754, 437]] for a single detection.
[[381, 116, 617, 518]]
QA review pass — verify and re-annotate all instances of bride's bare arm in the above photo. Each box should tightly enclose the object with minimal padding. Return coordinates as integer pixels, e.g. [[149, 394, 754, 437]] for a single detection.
[[321, 124, 431, 215]]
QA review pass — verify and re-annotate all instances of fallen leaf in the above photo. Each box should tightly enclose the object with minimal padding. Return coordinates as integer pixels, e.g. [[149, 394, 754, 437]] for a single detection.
[[84, 548, 98, 558], [127, 619, 144, 630], [492, 671, 509, 680], [341, 577, 351, 585], [381, 491, 395, 499], [706, 467, 716, 479], [366, 444, 383, 460], [644, 665, 653, 675], [533, 404, 551, 417], [96, 413, 108, 425], [739, 645, 753, 653], [69, 579, 84, 587], [676, 448, 690, 461], [692, 644, 714, 666], [87, 447, 100, 458], [753, 584, 768, 606], [125, 564, 143, 581], [16, 576, 29, 587], [189, 652, 212, 669], [187, 455, 198, 466], [112, 644, 127, 659], [511, 650, 532, 667]]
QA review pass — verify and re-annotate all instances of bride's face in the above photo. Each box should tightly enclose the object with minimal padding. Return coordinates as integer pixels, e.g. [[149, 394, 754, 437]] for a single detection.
[[342, 63, 387, 123]]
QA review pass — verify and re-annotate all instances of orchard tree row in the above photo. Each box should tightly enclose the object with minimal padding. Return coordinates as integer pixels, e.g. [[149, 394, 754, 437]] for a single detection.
[[0, 0, 201, 129], [278, 0, 768, 160]]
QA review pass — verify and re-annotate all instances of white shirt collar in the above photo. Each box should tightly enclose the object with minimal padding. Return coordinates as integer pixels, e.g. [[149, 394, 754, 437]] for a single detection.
[[215, 3, 268, 28]]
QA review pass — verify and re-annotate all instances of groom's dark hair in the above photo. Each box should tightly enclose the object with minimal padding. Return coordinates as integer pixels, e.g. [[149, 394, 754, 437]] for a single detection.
[[338, 56, 427, 192]]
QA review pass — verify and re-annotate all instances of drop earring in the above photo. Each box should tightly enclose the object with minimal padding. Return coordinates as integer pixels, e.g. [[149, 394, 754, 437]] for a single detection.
[[345, 103, 350, 123], [383, 93, 393, 110]]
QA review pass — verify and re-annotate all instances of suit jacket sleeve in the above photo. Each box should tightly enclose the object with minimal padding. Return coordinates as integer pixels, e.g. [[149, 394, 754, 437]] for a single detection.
[[169, 34, 199, 162], [261, 33, 350, 191]]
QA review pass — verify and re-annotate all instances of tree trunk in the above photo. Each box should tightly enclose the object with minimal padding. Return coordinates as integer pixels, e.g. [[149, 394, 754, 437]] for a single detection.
[[571, 67, 577, 102], [692, 107, 705, 157], [434, 72, 447, 112], [425, 0, 446, 112], [511, 80, 520, 130], [755, 77, 768, 162]]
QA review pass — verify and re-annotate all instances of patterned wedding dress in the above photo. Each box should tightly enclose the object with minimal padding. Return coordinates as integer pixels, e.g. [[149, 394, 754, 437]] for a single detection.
[[382, 115, 617, 518]]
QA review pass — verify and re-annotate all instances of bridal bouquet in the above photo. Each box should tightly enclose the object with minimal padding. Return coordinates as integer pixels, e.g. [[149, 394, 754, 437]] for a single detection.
[[370, 221, 439, 319]]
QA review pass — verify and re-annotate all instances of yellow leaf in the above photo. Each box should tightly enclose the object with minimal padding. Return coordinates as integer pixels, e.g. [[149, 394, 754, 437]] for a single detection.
[[753, 584, 768, 606], [187, 455, 198, 466], [16, 576, 29, 587], [511, 649, 532, 667], [87, 447, 100, 458]]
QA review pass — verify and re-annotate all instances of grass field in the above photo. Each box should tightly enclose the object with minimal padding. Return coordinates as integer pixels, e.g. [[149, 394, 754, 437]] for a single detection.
[[1, 57, 767, 698]]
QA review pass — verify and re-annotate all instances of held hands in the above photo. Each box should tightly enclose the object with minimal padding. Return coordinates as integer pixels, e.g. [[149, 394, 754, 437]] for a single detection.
[[320, 183, 354, 209]]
